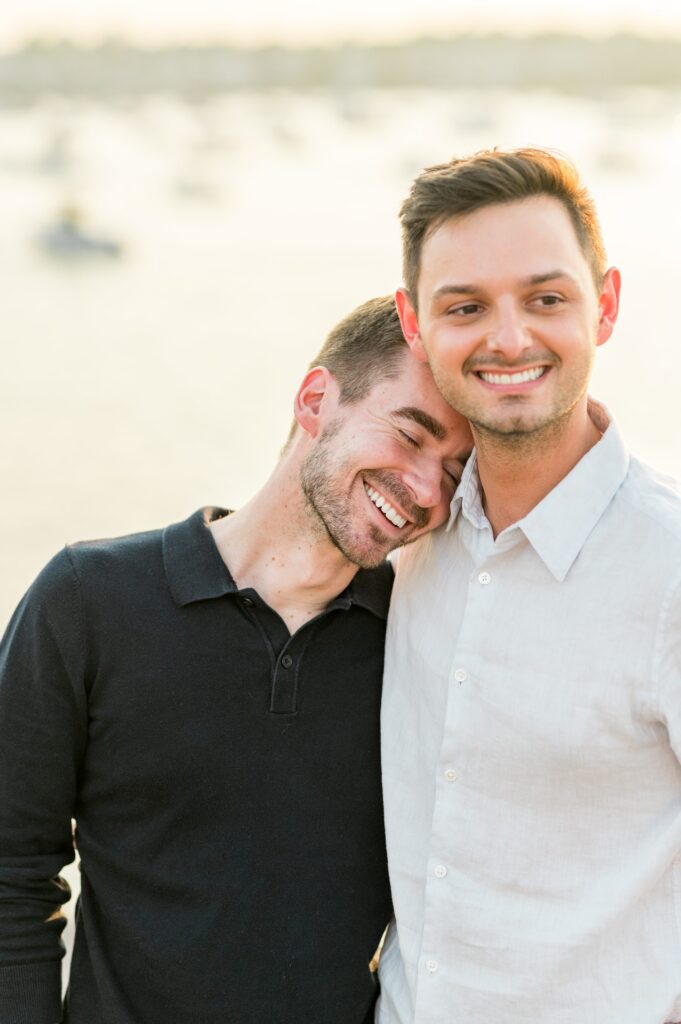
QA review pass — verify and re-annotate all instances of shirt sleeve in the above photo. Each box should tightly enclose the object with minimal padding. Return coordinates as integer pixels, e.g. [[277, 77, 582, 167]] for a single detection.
[[653, 573, 681, 765], [0, 548, 88, 1024]]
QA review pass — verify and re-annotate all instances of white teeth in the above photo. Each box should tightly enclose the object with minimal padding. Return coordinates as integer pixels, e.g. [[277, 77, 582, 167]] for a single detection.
[[479, 367, 546, 385], [364, 485, 407, 529]]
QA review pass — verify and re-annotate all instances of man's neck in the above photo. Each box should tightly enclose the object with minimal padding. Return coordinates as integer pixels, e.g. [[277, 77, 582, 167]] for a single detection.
[[210, 466, 358, 635], [474, 402, 603, 537]]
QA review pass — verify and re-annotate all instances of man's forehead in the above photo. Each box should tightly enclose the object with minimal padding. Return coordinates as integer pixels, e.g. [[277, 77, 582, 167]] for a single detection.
[[426, 194, 572, 232], [420, 200, 592, 295], [424, 197, 580, 256]]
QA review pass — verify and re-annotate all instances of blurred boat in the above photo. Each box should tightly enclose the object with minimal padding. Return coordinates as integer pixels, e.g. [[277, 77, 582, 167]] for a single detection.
[[36, 205, 123, 260]]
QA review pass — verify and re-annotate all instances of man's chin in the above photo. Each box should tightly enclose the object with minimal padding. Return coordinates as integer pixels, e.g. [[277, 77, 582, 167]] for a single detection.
[[328, 517, 432, 568], [344, 543, 394, 570], [350, 535, 424, 569], [330, 531, 394, 570]]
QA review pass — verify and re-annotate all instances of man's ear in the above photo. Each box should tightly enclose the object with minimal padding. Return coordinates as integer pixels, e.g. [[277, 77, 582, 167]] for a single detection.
[[596, 267, 621, 348], [292, 366, 339, 439], [395, 288, 428, 363]]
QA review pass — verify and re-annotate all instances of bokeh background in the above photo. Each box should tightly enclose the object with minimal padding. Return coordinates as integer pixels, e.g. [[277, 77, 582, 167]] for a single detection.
[[3, 2, 681, 631], [2, 3, 681, 981]]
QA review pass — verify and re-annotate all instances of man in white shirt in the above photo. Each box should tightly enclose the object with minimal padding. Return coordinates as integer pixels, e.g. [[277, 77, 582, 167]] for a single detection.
[[377, 148, 681, 1023]]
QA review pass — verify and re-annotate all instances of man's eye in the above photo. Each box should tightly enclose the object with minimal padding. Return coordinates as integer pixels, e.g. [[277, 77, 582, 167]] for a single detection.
[[399, 430, 419, 447], [534, 294, 563, 307], [450, 303, 482, 316]]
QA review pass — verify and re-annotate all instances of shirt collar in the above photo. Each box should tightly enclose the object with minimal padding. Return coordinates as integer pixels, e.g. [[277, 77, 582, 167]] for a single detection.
[[163, 507, 392, 618], [447, 449, 487, 532], [446, 399, 631, 581], [344, 562, 393, 619], [163, 507, 237, 606]]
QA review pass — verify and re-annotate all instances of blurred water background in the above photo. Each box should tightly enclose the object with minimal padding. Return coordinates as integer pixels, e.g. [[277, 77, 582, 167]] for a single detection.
[[3, 40, 681, 635], [1, 33, 681, 984], [3, 37, 679, 630]]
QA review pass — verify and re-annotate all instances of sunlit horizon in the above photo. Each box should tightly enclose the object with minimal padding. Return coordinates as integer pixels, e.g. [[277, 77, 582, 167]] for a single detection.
[[2, 0, 681, 50]]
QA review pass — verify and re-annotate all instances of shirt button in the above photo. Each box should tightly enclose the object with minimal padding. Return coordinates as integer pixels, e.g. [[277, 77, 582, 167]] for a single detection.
[[444, 767, 458, 783], [242, 596, 254, 607], [453, 668, 467, 683], [478, 571, 491, 585], [425, 959, 438, 973], [281, 655, 293, 669], [434, 865, 447, 878]]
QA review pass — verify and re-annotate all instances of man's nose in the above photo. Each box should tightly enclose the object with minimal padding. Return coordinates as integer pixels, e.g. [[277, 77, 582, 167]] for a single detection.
[[403, 460, 443, 510], [486, 303, 533, 361]]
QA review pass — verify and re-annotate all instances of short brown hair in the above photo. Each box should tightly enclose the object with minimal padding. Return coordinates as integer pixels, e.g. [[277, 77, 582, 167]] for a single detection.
[[311, 295, 408, 402], [285, 296, 408, 446], [400, 147, 606, 304]]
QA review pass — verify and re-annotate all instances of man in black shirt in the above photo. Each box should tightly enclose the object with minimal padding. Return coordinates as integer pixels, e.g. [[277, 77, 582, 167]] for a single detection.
[[0, 297, 472, 1024]]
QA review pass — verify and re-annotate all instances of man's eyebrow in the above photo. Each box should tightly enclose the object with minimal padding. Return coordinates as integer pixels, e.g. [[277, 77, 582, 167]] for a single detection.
[[430, 270, 577, 304], [431, 284, 478, 302], [524, 270, 577, 286], [392, 406, 446, 441]]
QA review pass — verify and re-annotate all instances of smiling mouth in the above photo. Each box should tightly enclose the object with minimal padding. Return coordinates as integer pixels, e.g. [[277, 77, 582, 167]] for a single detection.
[[476, 367, 547, 386], [364, 483, 408, 529]]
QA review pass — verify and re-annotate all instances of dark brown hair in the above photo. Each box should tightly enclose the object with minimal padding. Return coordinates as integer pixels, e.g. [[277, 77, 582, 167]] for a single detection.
[[285, 296, 408, 446], [400, 148, 606, 305], [311, 295, 408, 402]]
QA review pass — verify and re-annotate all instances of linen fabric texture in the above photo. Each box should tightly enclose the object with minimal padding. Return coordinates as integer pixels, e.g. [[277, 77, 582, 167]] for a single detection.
[[378, 401, 681, 1024]]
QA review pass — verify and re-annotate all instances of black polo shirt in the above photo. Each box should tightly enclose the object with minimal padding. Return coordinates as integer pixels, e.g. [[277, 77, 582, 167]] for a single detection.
[[0, 508, 393, 1024]]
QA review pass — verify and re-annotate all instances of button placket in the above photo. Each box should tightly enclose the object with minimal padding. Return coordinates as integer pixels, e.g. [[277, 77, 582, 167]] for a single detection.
[[270, 648, 298, 714], [416, 557, 500, 1015]]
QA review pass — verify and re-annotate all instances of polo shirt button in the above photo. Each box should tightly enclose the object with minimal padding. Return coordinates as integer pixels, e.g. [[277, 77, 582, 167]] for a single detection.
[[434, 865, 447, 878], [444, 767, 458, 782], [242, 597, 254, 607], [425, 959, 438, 973], [453, 668, 467, 683], [478, 571, 491, 585], [281, 654, 293, 669]]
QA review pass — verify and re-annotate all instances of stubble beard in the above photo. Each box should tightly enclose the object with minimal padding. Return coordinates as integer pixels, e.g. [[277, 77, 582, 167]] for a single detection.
[[430, 351, 595, 458], [299, 422, 390, 570]]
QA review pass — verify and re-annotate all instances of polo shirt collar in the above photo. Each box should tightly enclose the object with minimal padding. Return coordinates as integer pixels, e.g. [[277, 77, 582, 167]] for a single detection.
[[344, 564, 392, 619], [163, 507, 237, 606], [163, 507, 391, 618], [446, 399, 631, 582]]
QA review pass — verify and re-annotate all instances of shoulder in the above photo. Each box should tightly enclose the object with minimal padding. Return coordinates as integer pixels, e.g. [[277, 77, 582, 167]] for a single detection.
[[13, 546, 82, 623], [13, 524, 167, 630], [66, 522, 166, 584], [618, 457, 681, 547], [604, 458, 681, 617]]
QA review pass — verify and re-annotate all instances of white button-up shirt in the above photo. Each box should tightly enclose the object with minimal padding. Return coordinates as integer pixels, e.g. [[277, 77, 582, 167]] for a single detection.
[[378, 402, 681, 1024]]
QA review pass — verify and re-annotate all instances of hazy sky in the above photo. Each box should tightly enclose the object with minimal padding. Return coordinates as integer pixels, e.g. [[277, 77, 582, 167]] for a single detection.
[[2, 0, 681, 48]]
